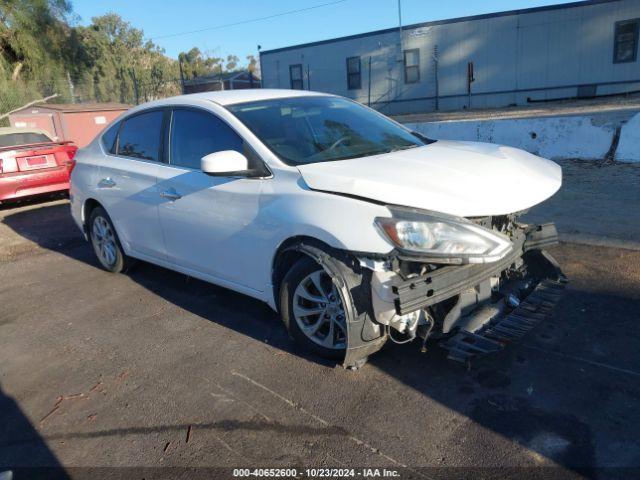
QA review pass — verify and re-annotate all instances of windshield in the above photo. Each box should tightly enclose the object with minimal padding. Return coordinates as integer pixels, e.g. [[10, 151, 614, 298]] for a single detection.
[[0, 131, 52, 148], [227, 96, 424, 165]]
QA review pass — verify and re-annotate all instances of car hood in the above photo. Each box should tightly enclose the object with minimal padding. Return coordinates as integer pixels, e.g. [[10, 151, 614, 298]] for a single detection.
[[296, 140, 562, 217]]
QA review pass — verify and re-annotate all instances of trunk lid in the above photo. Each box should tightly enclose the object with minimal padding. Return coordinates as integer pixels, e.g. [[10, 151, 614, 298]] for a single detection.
[[0, 143, 77, 174]]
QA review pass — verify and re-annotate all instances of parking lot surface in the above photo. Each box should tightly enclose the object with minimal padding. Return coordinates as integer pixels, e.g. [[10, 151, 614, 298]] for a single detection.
[[1, 200, 639, 479]]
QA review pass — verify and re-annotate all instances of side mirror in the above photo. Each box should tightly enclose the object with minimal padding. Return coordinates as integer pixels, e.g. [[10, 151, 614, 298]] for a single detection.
[[201, 150, 249, 176]]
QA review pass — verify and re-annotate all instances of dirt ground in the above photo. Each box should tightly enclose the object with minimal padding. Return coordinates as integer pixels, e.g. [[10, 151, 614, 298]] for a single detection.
[[522, 159, 640, 249], [0, 190, 639, 479]]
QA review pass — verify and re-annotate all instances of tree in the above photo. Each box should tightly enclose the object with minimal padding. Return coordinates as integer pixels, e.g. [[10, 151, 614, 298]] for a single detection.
[[0, 0, 74, 115], [0, 2, 245, 118], [178, 47, 222, 79], [246, 54, 260, 77], [0, 0, 72, 80], [225, 54, 239, 72], [73, 13, 179, 103]]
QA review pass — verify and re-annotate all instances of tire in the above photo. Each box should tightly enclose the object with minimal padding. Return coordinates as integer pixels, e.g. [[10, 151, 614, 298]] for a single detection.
[[88, 206, 129, 273], [280, 255, 348, 359]]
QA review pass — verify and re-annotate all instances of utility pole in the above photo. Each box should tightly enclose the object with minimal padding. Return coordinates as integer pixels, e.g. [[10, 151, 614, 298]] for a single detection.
[[367, 56, 372, 107], [130, 69, 139, 105], [178, 58, 186, 94], [397, 0, 404, 98], [433, 45, 439, 111], [397, 0, 403, 54], [257, 45, 263, 89]]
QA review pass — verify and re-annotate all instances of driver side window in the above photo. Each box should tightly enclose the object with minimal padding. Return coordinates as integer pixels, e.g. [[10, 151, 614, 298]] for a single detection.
[[169, 108, 265, 174]]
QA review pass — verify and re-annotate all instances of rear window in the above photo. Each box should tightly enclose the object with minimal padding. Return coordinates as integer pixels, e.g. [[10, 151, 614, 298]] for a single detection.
[[0, 132, 52, 148], [116, 110, 163, 162], [101, 121, 120, 154]]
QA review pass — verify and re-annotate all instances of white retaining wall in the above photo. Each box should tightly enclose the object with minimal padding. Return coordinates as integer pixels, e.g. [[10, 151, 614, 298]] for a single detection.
[[616, 113, 640, 162], [403, 112, 640, 162]]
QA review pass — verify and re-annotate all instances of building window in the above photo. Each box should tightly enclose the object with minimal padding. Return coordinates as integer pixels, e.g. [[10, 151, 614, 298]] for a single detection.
[[404, 49, 420, 84], [346, 56, 361, 90], [290, 64, 303, 90], [614, 19, 639, 63]]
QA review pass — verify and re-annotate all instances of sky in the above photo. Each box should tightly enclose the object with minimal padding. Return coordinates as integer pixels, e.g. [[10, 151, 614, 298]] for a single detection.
[[71, 0, 571, 63]]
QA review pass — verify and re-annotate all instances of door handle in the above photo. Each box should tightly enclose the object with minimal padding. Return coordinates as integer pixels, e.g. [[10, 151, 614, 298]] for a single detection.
[[98, 177, 116, 188], [160, 189, 182, 201]]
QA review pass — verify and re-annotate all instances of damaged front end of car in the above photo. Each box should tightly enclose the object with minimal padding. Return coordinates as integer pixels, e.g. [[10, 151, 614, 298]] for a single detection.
[[347, 212, 567, 368]]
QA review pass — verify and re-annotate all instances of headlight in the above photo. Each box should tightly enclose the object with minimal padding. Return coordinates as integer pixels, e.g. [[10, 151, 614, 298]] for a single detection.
[[374, 208, 513, 264]]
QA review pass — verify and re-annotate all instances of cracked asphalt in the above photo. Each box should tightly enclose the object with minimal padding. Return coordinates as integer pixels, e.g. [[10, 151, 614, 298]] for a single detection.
[[1, 198, 639, 479]]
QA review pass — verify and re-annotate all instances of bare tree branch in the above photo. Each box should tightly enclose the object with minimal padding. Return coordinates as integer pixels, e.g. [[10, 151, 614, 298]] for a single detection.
[[0, 93, 59, 121]]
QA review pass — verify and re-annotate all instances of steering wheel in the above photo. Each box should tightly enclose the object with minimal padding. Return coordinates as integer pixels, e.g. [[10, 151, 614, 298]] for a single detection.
[[327, 136, 350, 151]]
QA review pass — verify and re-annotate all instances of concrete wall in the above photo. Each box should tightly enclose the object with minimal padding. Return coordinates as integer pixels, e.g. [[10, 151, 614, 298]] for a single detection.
[[402, 111, 640, 162], [616, 112, 640, 161], [261, 0, 640, 114]]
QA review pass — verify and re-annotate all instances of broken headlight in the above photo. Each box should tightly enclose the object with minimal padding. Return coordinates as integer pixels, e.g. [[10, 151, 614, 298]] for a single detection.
[[374, 208, 513, 264]]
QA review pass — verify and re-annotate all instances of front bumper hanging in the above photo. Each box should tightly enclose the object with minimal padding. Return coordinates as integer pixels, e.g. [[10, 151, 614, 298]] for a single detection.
[[390, 223, 568, 363], [441, 269, 567, 363]]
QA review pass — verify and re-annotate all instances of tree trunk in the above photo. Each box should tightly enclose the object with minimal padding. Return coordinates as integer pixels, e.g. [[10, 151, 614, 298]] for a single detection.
[[11, 61, 23, 81]]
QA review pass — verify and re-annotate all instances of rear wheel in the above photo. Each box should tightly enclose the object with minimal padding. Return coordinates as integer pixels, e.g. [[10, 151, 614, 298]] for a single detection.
[[89, 206, 128, 273], [280, 256, 348, 359]]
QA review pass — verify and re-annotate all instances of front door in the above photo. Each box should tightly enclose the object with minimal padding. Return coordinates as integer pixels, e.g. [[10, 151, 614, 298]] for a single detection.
[[156, 108, 266, 292]]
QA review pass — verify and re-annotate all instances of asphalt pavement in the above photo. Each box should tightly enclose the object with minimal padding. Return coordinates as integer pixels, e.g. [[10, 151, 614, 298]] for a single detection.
[[0, 198, 639, 479]]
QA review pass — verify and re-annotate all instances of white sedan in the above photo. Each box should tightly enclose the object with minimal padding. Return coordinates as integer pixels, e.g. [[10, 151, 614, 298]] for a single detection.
[[70, 89, 566, 368]]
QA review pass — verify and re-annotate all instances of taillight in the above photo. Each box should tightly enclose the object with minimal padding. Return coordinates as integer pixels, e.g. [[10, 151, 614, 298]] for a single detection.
[[66, 146, 77, 161], [54, 145, 78, 173], [0, 155, 18, 174], [67, 146, 78, 174]]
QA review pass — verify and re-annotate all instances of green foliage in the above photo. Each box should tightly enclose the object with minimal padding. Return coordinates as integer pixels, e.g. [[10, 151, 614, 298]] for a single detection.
[[0, 0, 255, 117], [178, 47, 223, 79]]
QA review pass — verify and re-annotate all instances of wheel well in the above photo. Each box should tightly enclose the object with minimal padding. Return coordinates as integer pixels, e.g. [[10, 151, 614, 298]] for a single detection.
[[271, 236, 363, 310], [83, 198, 102, 232], [271, 236, 338, 308]]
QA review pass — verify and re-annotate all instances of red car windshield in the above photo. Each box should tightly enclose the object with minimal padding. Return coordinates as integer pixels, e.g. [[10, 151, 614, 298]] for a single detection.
[[0, 132, 52, 148]]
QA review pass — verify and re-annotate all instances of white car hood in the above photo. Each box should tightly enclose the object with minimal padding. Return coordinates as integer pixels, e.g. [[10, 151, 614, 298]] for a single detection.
[[297, 140, 562, 217]]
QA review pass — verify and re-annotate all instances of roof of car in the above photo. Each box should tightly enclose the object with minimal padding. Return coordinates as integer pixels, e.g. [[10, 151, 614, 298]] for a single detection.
[[171, 88, 329, 106]]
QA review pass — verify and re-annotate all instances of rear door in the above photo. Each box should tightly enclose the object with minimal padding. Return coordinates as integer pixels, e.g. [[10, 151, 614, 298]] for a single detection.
[[96, 109, 166, 261]]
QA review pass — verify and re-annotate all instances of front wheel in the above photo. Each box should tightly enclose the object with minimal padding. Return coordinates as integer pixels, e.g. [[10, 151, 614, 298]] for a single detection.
[[279, 256, 349, 359], [88, 206, 129, 273]]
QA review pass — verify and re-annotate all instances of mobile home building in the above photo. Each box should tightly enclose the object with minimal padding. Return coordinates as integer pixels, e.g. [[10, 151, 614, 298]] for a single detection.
[[260, 0, 640, 114]]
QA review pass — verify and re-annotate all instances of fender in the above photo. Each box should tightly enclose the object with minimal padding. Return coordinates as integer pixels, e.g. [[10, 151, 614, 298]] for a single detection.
[[283, 242, 387, 369]]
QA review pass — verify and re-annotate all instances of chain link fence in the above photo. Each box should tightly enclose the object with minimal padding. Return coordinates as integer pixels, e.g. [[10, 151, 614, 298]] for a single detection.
[[0, 74, 184, 127], [0, 69, 264, 129]]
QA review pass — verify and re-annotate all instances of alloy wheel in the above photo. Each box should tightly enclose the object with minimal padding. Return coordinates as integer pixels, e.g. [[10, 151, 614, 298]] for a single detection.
[[292, 269, 347, 349], [91, 216, 117, 267]]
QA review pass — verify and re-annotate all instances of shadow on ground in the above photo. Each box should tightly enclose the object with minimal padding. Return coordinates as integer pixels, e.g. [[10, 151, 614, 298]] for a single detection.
[[0, 385, 69, 479]]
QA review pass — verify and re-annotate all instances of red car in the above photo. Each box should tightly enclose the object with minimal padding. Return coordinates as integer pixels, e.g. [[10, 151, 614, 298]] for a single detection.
[[0, 127, 77, 204]]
